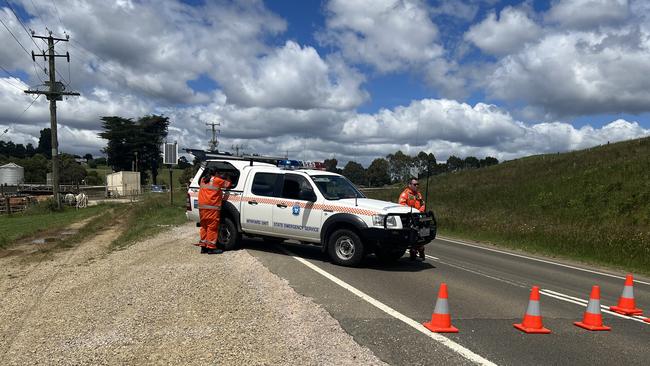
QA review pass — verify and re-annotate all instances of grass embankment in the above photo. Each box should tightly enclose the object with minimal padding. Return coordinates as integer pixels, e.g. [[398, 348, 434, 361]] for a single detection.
[[366, 137, 650, 275], [110, 188, 187, 250]]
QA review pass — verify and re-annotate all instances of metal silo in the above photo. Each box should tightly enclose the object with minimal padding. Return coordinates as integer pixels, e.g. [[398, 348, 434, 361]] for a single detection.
[[0, 163, 24, 185]]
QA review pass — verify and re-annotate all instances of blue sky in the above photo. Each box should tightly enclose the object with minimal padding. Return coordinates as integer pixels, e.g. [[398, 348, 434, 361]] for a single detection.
[[1, 0, 649, 165]]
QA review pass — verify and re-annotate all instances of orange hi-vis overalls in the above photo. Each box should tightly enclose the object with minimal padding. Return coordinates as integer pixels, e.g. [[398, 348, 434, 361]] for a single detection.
[[398, 187, 426, 259], [398, 188, 426, 213], [198, 176, 231, 249]]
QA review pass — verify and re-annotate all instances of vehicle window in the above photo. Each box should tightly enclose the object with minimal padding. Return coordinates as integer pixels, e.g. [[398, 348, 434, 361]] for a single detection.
[[205, 161, 240, 187], [282, 174, 313, 200], [312, 175, 365, 200], [251, 173, 282, 197]]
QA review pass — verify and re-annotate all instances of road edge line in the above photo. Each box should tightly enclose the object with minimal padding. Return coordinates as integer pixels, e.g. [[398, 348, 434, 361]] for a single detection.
[[280, 248, 497, 366]]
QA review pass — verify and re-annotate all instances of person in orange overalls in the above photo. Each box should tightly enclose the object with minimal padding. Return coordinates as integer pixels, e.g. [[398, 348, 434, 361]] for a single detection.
[[197, 168, 231, 254], [398, 177, 426, 261]]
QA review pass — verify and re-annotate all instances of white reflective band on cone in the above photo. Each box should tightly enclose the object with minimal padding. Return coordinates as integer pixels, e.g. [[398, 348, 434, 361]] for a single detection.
[[433, 298, 449, 314], [526, 300, 541, 316]]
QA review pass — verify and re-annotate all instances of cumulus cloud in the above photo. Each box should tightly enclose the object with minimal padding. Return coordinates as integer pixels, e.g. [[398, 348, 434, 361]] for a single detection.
[[546, 0, 629, 29], [3, 0, 367, 110], [320, 0, 443, 72], [487, 29, 650, 116], [218, 42, 368, 110], [465, 6, 541, 55]]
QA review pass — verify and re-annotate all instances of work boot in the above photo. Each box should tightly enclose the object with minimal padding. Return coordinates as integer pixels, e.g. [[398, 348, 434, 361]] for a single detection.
[[200, 246, 208, 254], [418, 248, 425, 260], [409, 249, 416, 261], [207, 248, 223, 255]]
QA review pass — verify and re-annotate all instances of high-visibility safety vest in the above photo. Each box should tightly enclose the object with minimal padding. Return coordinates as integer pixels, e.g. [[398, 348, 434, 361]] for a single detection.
[[198, 176, 231, 210], [398, 187, 425, 212]]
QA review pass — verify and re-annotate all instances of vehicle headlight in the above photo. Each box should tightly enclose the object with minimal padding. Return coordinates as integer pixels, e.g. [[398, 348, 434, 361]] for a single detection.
[[372, 214, 397, 228]]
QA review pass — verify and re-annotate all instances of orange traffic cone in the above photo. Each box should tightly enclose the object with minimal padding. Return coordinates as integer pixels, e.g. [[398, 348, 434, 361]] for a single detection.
[[514, 286, 551, 334], [423, 283, 459, 333], [610, 274, 643, 316], [574, 285, 611, 331]]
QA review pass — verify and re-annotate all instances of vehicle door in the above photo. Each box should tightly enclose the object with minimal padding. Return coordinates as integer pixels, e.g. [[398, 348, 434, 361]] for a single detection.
[[241, 172, 283, 235], [272, 173, 322, 242]]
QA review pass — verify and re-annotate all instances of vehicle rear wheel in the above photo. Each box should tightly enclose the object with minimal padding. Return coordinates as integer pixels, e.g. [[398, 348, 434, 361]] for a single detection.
[[218, 217, 240, 250], [375, 247, 406, 263], [328, 229, 364, 267]]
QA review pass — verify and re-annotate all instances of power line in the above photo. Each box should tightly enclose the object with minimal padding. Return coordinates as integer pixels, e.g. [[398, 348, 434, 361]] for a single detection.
[[20, 94, 40, 115], [3, 0, 41, 50], [0, 16, 31, 57], [1, 3, 48, 82], [28, 0, 46, 26], [51, 0, 64, 30]]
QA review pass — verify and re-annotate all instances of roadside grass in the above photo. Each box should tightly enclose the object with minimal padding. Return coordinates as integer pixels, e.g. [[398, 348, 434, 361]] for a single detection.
[[0, 203, 108, 249], [364, 137, 650, 275], [110, 188, 188, 250]]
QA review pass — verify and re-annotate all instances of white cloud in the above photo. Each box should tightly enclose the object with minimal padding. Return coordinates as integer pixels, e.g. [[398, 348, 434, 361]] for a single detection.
[[546, 0, 629, 29], [465, 6, 541, 55], [217, 41, 368, 110], [321, 0, 442, 72], [487, 29, 650, 116]]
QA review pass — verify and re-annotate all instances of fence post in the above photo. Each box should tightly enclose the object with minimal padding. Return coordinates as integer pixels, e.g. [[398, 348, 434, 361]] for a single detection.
[[6, 196, 11, 215]]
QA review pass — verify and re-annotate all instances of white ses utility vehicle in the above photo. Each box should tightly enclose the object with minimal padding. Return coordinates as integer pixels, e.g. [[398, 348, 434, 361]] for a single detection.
[[186, 156, 436, 267]]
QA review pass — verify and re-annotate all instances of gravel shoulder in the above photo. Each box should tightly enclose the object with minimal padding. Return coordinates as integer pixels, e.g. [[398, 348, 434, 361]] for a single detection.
[[0, 222, 387, 365]]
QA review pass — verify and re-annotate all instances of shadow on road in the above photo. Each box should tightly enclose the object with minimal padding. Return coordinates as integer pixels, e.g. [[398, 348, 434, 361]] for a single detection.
[[239, 237, 435, 272]]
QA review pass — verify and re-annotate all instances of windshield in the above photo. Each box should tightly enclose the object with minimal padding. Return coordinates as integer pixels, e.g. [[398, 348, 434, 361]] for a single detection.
[[311, 175, 366, 200]]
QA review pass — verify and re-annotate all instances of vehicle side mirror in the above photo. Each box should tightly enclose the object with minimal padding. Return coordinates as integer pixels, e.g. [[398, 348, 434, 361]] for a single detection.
[[299, 189, 317, 202]]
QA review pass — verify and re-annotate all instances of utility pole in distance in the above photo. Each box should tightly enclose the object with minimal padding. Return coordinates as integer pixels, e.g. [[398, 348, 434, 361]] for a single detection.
[[206, 121, 220, 152], [25, 30, 80, 209]]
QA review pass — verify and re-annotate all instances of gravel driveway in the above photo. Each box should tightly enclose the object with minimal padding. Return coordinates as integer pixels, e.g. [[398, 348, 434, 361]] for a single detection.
[[0, 222, 387, 365]]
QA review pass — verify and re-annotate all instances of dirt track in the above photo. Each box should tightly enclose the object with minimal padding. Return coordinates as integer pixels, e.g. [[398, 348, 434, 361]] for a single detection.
[[0, 222, 386, 365]]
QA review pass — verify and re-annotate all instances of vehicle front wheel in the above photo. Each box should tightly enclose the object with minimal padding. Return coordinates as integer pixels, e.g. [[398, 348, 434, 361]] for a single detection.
[[218, 217, 240, 250], [375, 247, 406, 263], [328, 229, 365, 267]]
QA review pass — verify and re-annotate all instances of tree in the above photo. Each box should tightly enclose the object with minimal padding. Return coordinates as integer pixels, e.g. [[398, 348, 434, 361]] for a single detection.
[[414, 151, 436, 177], [342, 161, 366, 186], [58, 154, 87, 184], [386, 150, 412, 183], [36, 128, 52, 158], [464, 156, 480, 169], [99, 114, 169, 184], [84, 153, 94, 161], [85, 171, 103, 185], [446, 155, 463, 172], [366, 158, 391, 187], [20, 154, 49, 183], [324, 158, 341, 174], [25, 143, 36, 157], [480, 156, 499, 167]]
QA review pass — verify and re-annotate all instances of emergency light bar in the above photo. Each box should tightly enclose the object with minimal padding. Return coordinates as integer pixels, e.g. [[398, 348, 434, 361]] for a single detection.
[[277, 160, 326, 170]]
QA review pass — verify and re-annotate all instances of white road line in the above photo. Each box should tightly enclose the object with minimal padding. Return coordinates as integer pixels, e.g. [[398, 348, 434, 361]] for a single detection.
[[425, 254, 439, 260], [539, 289, 648, 325], [279, 248, 497, 366], [437, 236, 650, 286]]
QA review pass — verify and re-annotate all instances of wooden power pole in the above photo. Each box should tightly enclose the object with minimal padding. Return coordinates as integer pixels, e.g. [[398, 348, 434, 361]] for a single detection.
[[25, 31, 80, 209]]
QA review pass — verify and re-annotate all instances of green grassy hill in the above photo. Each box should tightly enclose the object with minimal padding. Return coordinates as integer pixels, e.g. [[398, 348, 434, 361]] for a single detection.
[[366, 137, 650, 274]]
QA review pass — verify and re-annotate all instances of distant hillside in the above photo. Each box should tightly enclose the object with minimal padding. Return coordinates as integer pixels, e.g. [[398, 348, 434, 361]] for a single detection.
[[366, 137, 650, 273]]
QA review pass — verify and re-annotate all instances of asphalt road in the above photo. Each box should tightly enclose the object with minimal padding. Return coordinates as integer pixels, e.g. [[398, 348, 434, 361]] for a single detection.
[[242, 236, 650, 366]]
